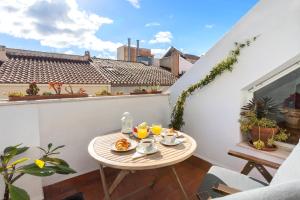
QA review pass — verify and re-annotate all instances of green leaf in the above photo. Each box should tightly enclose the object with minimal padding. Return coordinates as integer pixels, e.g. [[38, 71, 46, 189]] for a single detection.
[[42, 157, 69, 166], [51, 145, 65, 153], [15, 147, 29, 155], [4, 146, 17, 154], [19, 164, 55, 176], [49, 165, 76, 174], [38, 147, 48, 154], [8, 184, 30, 200], [10, 157, 29, 166], [0, 167, 3, 173]]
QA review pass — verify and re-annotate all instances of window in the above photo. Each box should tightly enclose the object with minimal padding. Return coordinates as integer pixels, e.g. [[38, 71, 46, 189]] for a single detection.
[[254, 65, 300, 145]]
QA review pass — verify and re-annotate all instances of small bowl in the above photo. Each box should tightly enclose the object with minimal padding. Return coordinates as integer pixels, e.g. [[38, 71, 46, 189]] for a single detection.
[[132, 127, 150, 139]]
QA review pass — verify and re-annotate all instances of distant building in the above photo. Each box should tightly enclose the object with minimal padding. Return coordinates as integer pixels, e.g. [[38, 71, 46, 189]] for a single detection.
[[158, 47, 200, 77], [117, 38, 154, 65], [0, 46, 177, 98]]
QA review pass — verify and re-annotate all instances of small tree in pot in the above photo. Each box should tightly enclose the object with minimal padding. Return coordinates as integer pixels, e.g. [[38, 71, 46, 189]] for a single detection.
[[0, 143, 76, 200], [240, 97, 289, 150]]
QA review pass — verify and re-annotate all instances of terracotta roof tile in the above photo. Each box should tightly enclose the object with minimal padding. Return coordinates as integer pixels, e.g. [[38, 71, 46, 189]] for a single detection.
[[0, 48, 177, 86], [0, 49, 109, 84], [92, 58, 177, 86]]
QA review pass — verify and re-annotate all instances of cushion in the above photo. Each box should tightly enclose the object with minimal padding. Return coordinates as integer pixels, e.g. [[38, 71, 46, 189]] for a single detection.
[[208, 166, 265, 191], [215, 180, 300, 200], [271, 141, 300, 185]]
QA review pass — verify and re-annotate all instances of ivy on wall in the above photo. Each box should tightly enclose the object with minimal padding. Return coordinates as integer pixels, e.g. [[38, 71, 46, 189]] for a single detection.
[[170, 36, 258, 130]]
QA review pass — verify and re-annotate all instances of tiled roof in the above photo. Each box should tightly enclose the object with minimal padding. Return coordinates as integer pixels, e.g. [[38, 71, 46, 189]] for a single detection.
[[0, 47, 177, 86], [0, 48, 109, 84]]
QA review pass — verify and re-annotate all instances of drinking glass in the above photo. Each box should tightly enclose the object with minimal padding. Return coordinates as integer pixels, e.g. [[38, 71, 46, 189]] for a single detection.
[[151, 124, 162, 135]]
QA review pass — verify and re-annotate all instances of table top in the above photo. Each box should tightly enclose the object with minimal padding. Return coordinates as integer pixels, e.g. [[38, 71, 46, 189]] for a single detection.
[[88, 131, 197, 170], [231, 142, 292, 166]]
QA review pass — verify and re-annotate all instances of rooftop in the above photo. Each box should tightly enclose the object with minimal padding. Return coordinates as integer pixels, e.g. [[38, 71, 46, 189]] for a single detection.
[[0, 47, 177, 86]]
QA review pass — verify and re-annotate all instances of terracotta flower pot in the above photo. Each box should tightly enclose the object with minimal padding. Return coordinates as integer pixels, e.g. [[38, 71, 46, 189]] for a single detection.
[[250, 126, 278, 147], [282, 107, 300, 129]]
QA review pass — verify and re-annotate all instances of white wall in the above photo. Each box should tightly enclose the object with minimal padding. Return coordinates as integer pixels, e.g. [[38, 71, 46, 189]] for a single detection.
[[0, 105, 43, 200], [169, 0, 300, 174], [0, 94, 170, 198]]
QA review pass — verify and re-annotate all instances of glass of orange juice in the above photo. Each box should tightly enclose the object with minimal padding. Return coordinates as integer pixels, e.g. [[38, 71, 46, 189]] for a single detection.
[[137, 128, 148, 139], [151, 124, 162, 135]]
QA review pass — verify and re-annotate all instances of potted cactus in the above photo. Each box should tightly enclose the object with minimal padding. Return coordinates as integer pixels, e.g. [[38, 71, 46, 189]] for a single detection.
[[239, 97, 289, 150]]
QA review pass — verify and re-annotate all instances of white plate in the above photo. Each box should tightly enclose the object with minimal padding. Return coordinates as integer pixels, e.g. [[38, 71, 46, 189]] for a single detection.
[[136, 144, 159, 154], [160, 138, 183, 146], [111, 140, 138, 152], [161, 129, 183, 138]]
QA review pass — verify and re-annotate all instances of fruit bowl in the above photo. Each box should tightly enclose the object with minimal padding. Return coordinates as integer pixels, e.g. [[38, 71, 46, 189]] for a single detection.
[[132, 126, 151, 139]]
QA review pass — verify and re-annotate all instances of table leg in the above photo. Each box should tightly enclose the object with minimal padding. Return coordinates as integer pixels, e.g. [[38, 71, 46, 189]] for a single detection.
[[99, 164, 111, 200], [109, 170, 130, 194], [171, 166, 189, 200]]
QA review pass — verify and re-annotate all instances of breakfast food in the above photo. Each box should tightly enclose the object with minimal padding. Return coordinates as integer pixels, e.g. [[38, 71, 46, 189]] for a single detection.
[[167, 128, 178, 136], [138, 122, 148, 129], [115, 138, 131, 151]]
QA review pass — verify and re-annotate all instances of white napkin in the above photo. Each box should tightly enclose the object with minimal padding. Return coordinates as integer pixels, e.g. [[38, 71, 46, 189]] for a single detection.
[[132, 151, 145, 159]]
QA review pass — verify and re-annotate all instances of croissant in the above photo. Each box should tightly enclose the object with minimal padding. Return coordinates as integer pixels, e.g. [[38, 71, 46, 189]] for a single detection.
[[115, 139, 130, 151]]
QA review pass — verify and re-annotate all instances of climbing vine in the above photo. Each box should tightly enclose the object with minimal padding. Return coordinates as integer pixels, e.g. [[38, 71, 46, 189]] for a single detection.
[[170, 36, 258, 130]]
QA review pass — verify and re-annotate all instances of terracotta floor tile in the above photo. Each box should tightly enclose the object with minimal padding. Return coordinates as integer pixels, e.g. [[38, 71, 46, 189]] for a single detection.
[[44, 156, 211, 200]]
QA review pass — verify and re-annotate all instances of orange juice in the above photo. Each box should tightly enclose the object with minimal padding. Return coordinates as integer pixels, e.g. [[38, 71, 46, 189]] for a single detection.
[[151, 124, 162, 135], [137, 128, 148, 139]]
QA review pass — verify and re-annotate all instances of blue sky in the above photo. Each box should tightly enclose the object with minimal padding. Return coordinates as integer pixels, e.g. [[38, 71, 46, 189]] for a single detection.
[[0, 0, 258, 59]]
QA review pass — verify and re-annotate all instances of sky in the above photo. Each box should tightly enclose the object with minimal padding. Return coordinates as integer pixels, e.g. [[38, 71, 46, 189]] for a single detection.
[[0, 0, 258, 59]]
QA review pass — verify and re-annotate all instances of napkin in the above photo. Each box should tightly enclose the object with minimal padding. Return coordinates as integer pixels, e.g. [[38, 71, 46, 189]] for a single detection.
[[132, 151, 145, 159]]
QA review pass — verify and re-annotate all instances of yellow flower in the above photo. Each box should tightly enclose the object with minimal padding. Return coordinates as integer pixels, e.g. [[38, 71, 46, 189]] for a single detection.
[[35, 159, 45, 169]]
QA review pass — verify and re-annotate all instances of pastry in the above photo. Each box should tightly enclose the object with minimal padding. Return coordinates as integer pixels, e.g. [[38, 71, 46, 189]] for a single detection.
[[115, 138, 131, 151]]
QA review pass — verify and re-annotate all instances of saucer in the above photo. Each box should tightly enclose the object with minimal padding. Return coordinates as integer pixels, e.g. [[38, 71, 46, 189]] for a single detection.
[[160, 138, 183, 146], [136, 144, 159, 154]]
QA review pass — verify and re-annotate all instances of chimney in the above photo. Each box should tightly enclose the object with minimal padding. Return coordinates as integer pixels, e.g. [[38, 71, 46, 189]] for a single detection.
[[136, 40, 140, 62], [128, 38, 131, 62], [0, 45, 8, 62], [84, 50, 90, 60]]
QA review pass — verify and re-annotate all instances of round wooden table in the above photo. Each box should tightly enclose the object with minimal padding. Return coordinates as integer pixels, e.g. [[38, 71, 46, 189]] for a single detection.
[[88, 131, 197, 200]]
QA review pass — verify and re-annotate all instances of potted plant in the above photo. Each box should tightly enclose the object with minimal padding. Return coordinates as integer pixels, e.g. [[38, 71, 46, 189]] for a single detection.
[[130, 87, 148, 95], [0, 143, 75, 200], [282, 92, 300, 129], [240, 97, 289, 150], [149, 85, 162, 94], [26, 82, 40, 96], [95, 90, 111, 96]]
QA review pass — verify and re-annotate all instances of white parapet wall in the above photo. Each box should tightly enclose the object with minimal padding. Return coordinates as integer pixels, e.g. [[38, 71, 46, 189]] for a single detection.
[[169, 0, 300, 176], [0, 94, 170, 198]]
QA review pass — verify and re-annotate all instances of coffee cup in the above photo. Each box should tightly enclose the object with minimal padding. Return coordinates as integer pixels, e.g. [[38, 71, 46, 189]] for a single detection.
[[140, 139, 154, 152], [164, 134, 176, 144]]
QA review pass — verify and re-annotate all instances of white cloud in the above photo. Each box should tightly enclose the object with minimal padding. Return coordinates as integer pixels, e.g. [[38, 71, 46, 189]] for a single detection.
[[205, 24, 215, 29], [0, 0, 122, 54], [151, 48, 168, 58], [127, 0, 140, 8], [97, 51, 115, 59], [63, 50, 74, 54], [145, 22, 160, 27], [149, 31, 173, 44]]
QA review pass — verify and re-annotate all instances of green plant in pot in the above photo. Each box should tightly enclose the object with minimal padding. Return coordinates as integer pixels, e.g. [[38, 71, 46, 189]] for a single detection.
[[239, 97, 289, 150], [0, 143, 76, 200]]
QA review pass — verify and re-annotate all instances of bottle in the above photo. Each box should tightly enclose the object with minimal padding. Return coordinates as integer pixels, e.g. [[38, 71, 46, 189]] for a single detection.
[[121, 112, 133, 134]]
